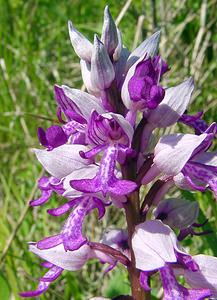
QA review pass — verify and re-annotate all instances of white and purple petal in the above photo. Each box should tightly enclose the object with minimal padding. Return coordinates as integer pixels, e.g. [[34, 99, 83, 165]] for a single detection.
[[34, 144, 93, 179]]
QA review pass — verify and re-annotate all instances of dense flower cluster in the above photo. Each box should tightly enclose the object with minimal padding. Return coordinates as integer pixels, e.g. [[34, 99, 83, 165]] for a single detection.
[[21, 6, 217, 299]]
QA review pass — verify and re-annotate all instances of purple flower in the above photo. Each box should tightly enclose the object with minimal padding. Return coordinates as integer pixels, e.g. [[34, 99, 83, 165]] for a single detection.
[[128, 56, 167, 110], [21, 4, 217, 299], [132, 220, 211, 299], [154, 198, 199, 230], [142, 130, 217, 199]]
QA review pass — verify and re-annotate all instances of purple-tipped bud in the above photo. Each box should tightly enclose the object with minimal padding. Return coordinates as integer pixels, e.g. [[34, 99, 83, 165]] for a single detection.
[[154, 198, 199, 230], [68, 21, 93, 62], [90, 35, 115, 90], [101, 6, 118, 56]]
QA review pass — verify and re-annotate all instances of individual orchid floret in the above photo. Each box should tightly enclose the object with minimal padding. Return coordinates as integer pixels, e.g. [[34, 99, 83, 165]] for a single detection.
[[70, 111, 137, 196], [142, 131, 217, 199], [132, 220, 211, 299], [101, 6, 118, 56], [128, 56, 167, 110], [90, 35, 115, 91], [154, 198, 199, 230], [20, 243, 90, 297], [122, 55, 168, 118], [68, 20, 93, 62], [20, 242, 117, 298]]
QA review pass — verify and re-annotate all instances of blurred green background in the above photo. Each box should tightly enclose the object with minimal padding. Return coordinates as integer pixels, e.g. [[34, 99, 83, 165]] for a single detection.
[[0, 0, 217, 299]]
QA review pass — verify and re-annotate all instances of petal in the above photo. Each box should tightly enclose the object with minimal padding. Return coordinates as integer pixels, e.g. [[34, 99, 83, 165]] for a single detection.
[[148, 78, 194, 128], [40, 266, 63, 282], [114, 47, 130, 87], [20, 281, 49, 298], [193, 151, 217, 166], [70, 146, 136, 196], [54, 85, 77, 117], [30, 190, 52, 207], [132, 220, 177, 271], [47, 199, 79, 216], [154, 198, 199, 230], [160, 264, 211, 300], [68, 21, 93, 61], [183, 161, 217, 197], [103, 112, 134, 145], [126, 31, 161, 71], [34, 144, 92, 179], [62, 85, 104, 120], [37, 127, 48, 147], [29, 243, 90, 271], [154, 133, 208, 176], [179, 111, 208, 135], [140, 271, 151, 291], [44, 125, 68, 149], [37, 235, 62, 250], [108, 178, 137, 196]]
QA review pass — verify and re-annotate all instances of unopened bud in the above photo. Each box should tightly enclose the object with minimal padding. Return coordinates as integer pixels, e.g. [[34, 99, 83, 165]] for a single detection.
[[101, 6, 118, 56], [91, 35, 115, 90], [68, 21, 93, 62], [154, 198, 199, 230]]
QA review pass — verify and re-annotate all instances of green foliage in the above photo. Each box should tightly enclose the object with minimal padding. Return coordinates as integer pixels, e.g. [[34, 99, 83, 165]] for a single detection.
[[0, 0, 217, 298]]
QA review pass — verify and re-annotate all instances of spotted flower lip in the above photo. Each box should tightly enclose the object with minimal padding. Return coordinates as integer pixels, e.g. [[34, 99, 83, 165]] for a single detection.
[[70, 145, 137, 197], [37, 196, 106, 251]]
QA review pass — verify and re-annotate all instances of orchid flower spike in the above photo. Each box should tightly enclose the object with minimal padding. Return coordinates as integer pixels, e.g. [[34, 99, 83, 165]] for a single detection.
[[21, 5, 217, 300]]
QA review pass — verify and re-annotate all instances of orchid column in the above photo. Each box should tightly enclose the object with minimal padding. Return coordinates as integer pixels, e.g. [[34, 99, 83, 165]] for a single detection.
[[21, 6, 217, 300]]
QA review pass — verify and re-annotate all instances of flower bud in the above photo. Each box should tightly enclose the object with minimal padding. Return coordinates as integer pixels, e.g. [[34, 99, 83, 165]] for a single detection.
[[90, 35, 115, 90], [68, 21, 93, 62], [113, 29, 122, 61], [101, 6, 118, 56], [154, 198, 199, 230]]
